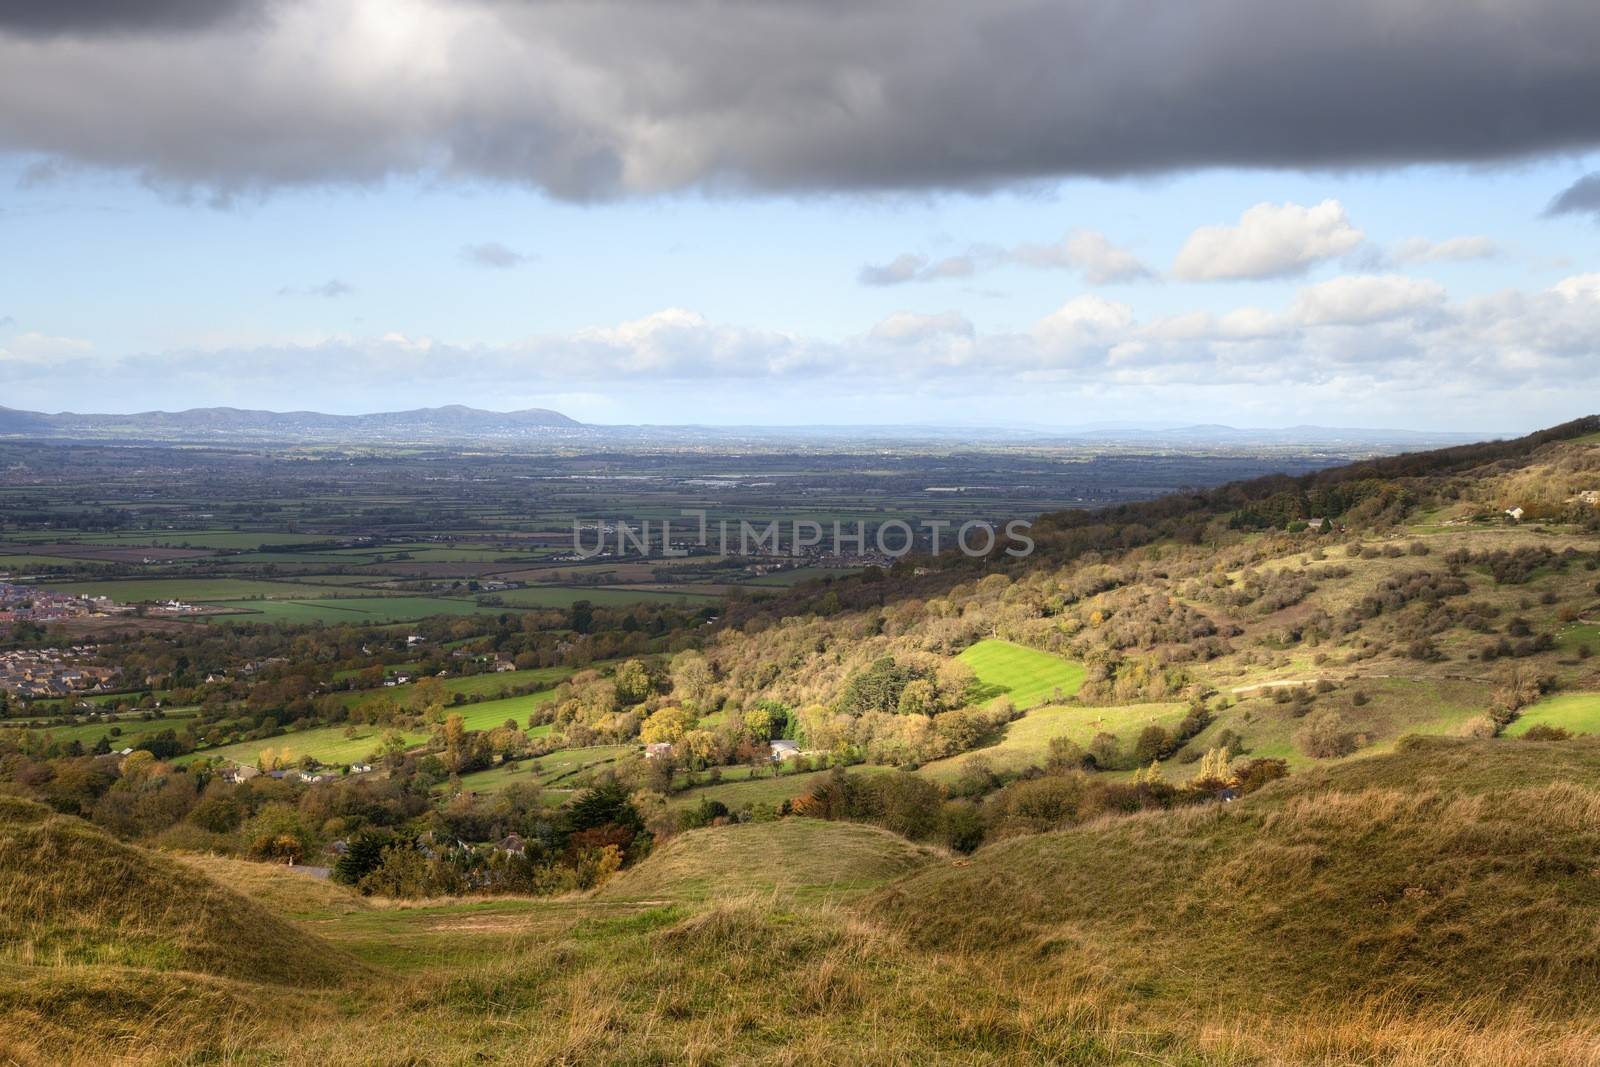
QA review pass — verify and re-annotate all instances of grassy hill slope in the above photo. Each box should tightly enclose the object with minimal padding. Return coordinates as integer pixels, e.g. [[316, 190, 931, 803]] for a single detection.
[[872, 737, 1600, 1018], [0, 796, 355, 986], [599, 818, 945, 902]]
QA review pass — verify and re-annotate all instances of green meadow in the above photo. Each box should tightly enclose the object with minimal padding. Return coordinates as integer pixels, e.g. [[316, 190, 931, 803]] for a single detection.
[[918, 702, 1191, 781], [957, 638, 1086, 707], [1504, 692, 1600, 737]]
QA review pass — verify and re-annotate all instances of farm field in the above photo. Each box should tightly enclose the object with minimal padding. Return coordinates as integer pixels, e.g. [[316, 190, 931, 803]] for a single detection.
[[664, 764, 891, 811], [40, 578, 374, 602], [339, 666, 573, 711], [739, 566, 857, 587], [487, 586, 722, 608], [438, 692, 559, 732], [181, 721, 429, 769], [1504, 692, 1600, 737], [444, 744, 634, 794], [203, 596, 516, 624], [0, 554, 102, 569], [958, 638, 1086, 708], [0, 710, 198, 749], [918, 702, 1190, 781], [18, 530, 338, 550]]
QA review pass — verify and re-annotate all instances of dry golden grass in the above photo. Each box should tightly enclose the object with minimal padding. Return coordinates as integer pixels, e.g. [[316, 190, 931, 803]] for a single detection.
[[0, 796, 358, 985], [10, 742, 1600, 1064]]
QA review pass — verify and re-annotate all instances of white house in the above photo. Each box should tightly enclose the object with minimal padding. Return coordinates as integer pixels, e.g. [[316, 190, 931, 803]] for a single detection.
[[769, 739, 800, 761], [1505, 507, 1525, 522]]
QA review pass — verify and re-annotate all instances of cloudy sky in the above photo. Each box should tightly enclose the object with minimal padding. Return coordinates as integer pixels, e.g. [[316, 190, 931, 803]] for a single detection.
[[1, 0, 1598, 431]]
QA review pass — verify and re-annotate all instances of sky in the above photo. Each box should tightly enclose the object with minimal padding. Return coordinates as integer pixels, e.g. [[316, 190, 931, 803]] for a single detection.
[[1, 0, 1598, 432]]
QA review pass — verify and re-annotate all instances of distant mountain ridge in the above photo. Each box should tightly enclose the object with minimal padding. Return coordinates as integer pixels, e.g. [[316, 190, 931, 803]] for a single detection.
[[0, 404, 1496, 451], [0, 404, 582, 442]]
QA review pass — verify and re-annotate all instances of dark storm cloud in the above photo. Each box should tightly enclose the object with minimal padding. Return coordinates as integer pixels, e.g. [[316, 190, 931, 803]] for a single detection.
[[1547, 174, 1600, 219], [1, 0, 1599, 199], [0, 0, 262, 37]]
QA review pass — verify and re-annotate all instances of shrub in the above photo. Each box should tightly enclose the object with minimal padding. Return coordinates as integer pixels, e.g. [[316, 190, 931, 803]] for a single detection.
[[1296, 710, 1358, 759], [1522, 724, 1573, 741]]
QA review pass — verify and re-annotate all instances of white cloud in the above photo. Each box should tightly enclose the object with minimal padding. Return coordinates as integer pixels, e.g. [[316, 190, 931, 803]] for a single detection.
[[869, 311, 974, 344], [0, 331, 94, 366], [1010, 230, 1151, 284], [1172, 200, 1364, 281], [861, 229, 1148, 287], [1292, 274, 1447, 326], [859, 254, 929, 286], [12, 274, 1600, 422], [1390, 235, 1499, 264]]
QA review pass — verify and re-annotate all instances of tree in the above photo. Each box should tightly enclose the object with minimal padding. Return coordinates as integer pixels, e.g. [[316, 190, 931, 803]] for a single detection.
[[896, 678, 938, 717], [670, 651, 714, 709], [441, 713, 468, 772], [333, 829, 396, 886], [1133, 725, 1171, 764], [741, 706, 775, 741], [935, 659, 977, 707], [613, 659, 654, 705], [565, 781, 644, 838], [640, 705, 696, 745], [1087, 732, 1122, 770]]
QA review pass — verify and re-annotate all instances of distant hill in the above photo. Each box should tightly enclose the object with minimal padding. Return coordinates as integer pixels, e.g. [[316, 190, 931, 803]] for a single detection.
[[0, 404, 1496, 450], [0, 404, 582, 443]]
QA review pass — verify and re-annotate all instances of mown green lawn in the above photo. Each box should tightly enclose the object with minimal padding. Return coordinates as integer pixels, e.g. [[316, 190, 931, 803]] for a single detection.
[[957, 639, 1085, 708], [1504, 692, 1600, 737]]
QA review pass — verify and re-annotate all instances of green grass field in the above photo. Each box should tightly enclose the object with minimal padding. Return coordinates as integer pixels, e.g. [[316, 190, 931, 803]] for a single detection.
[[664, 764, 893, 812], [203, 596, 519, 625], [444, 744, 633, 794], [918, 702, 1190, 781], [487, 586, 723, 608], [339, 666, 572, 712], [0, 711, 198, 750], [19, 530, 334, 550], [182, 722, 431, 769], [1504, 692, 1600, 737], [41, 578, 372, 602], [0, 554, 103, 569], [957, 638, 1086, 707]]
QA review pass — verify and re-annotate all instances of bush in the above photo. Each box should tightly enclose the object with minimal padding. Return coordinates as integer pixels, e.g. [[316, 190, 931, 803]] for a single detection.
[[1521, 724, 1573, 741], [1296, 710, 1359, 759]]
